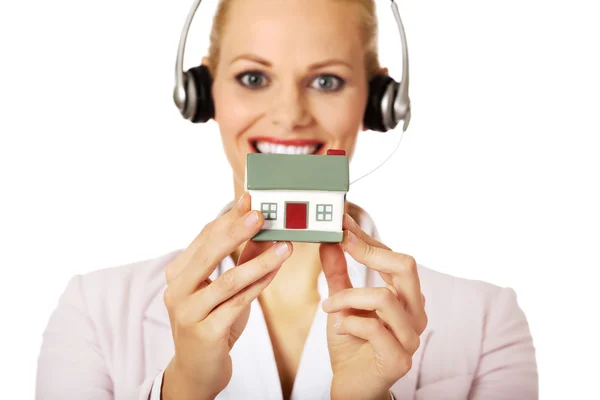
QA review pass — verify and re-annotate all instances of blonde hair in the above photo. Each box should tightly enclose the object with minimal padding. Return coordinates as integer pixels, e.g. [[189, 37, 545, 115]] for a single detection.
[[205, 0, 382, 81]]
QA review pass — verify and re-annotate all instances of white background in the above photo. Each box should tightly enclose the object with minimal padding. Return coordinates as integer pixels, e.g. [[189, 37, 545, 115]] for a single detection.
[[1, 0, 599, 398]]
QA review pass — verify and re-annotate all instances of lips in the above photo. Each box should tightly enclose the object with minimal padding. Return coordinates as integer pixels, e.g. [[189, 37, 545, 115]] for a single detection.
[[248, 137, 325, 155]]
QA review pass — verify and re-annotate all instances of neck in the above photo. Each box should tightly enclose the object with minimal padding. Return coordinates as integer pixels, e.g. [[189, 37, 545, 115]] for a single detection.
[[230, 240, 323, 307], [261, 241, 323, 308]]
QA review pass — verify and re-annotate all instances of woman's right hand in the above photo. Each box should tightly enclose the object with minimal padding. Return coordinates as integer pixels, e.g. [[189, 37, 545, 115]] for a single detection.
[[160, 193, 292, 400]]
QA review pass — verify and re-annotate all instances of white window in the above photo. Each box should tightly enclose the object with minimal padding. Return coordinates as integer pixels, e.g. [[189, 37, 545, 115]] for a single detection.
[[316, 204, 333, 222], [261, 203, 277, 220]]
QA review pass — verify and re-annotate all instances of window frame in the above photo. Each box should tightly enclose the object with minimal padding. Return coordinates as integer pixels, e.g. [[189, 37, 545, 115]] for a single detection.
[[316, 203, 333, 222], [261, 202, 278, 220]]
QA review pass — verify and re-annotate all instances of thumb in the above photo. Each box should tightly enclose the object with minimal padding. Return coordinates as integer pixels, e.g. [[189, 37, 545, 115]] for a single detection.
[[319, 243, 353, 296]]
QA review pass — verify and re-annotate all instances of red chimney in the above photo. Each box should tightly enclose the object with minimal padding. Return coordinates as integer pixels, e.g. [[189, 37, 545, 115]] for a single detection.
[[326, 149, 346, 156]]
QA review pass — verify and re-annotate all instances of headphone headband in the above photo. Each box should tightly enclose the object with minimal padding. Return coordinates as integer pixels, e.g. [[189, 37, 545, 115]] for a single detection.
[[390, 0, 411, 131], [173, 0, 411, 132], [173, 0, 204, 117]]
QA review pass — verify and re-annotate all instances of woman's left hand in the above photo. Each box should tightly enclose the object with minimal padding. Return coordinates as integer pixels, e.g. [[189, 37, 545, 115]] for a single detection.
[[319, 214, 428, 400]]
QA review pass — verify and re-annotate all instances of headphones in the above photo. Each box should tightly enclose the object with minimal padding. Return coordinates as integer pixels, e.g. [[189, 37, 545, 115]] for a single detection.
[[173, 0, 411, 132]]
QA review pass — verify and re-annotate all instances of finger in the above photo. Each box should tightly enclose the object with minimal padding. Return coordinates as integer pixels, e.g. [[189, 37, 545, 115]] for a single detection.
[[319, 243, 353, 297], [323, 287, 421, 354], [176, 241, 292, 325], [341, 230, 424, 325], [336, 315, 412, 371], [237, 238, 274, 266], [165, 193, 251, 281], [343, 213, 390, 251], [207, 267, 279, 330], [168, 198, 267, 301], [165, 193, 253, 283]]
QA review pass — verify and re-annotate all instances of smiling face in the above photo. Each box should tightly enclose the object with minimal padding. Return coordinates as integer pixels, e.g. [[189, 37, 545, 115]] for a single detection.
[[207, 0, 380, 195]]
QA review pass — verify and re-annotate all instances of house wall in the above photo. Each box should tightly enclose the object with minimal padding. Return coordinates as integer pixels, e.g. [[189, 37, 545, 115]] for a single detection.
[[249, 190, 345, 232]]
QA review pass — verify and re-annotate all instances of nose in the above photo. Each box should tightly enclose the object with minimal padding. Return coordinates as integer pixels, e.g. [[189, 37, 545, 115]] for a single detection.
[[268, 82, 312, 131]]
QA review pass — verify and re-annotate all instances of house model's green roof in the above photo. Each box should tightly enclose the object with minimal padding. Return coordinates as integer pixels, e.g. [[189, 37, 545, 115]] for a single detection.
[[246, 153, 349, 192]]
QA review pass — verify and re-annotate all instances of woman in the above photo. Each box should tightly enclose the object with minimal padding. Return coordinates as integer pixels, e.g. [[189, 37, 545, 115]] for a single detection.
[[36, 0, 538, 399]]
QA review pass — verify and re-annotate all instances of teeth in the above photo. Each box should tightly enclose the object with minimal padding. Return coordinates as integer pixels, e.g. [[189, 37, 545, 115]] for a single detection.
[[255, 141, 318, 154]]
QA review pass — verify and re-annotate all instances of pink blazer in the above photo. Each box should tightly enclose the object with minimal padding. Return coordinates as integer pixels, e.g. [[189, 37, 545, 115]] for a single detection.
[[36, 203, 538, 399]]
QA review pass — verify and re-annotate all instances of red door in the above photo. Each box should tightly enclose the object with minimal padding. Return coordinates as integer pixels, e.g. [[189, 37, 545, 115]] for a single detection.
[[285, 203, 307, 229]]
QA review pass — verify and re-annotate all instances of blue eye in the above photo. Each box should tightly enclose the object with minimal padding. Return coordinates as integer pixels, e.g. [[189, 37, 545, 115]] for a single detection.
[[236, 71, 269, 88], [311, 74, 344, 91], [235, 71, 344, 92]]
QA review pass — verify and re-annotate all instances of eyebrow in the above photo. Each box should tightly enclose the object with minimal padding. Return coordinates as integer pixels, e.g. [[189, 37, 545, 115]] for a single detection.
[[230, 54, 353, 70]]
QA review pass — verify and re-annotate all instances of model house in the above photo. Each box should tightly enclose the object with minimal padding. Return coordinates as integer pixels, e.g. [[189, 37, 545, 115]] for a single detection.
[[245, 149, 349, 243]]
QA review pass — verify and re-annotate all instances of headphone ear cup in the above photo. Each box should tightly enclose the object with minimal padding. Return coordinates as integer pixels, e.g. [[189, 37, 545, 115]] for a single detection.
[[363, 74, 398, 132], [186, 65, 215, 123]]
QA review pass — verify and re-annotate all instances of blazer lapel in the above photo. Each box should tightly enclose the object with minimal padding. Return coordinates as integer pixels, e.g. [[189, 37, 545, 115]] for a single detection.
[[141, 273, 175, 378], [390, 329, 433, 399]]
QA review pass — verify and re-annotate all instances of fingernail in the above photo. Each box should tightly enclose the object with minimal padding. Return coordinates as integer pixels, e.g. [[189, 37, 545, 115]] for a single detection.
[[322, 298, 331, 308], [237, 193, 246, 210], [333, 315, 343, 330], [244, 211, 258, 227], [274, 242, 289, 257], [347, 230, 358, 244]]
